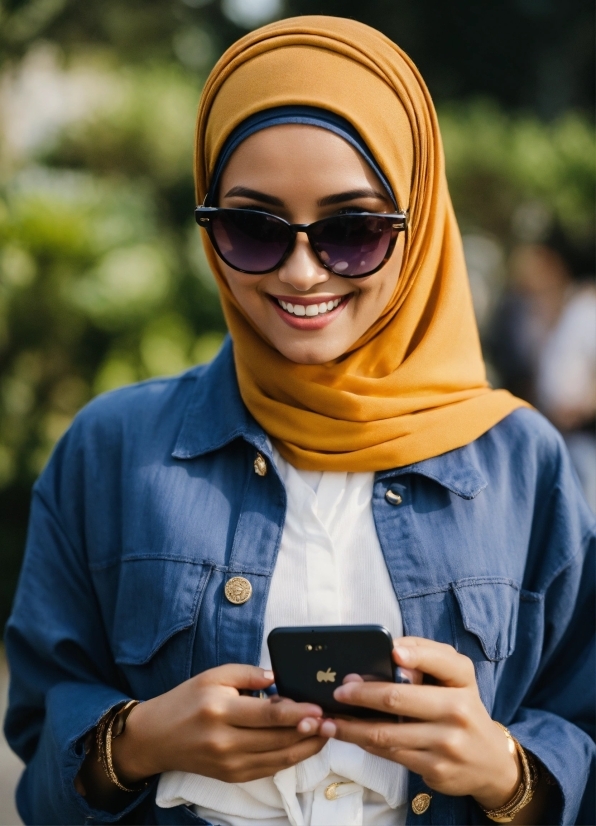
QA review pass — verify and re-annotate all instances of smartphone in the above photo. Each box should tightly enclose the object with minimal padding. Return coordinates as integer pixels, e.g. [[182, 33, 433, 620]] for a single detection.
[[267, 624, 409, 718]]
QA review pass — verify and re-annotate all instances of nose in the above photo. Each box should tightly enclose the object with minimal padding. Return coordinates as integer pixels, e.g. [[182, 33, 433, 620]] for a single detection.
[[276, 233, 330, 291]]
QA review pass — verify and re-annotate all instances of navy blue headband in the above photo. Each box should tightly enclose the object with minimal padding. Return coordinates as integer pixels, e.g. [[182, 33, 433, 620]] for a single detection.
[[205, 105, 396, 207]]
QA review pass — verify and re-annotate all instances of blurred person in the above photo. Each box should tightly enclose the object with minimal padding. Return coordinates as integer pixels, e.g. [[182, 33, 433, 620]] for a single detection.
[[536, 281, 596, 511], [3, 16, 594, 826], [487, 243, 573, 405]]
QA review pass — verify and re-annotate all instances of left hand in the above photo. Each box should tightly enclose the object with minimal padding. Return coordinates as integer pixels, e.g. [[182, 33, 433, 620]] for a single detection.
[[319, 637, 521, 810]]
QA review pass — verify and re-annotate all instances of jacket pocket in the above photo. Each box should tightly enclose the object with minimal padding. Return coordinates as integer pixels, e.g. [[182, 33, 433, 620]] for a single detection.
[[110, 557, 211, 695], [451, 578, 520, 662]]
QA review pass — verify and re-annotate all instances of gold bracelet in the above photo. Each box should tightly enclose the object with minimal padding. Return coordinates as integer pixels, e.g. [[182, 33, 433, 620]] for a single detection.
[[96, 700, 148, 793], [481, 722, 540, 823]]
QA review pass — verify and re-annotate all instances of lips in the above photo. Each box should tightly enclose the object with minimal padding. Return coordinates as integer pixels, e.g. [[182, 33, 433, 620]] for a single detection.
[[269, 293, 351, 330]]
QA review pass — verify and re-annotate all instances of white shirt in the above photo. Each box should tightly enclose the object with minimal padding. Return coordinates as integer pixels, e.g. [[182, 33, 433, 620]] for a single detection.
[[156, 450, 408, 825]]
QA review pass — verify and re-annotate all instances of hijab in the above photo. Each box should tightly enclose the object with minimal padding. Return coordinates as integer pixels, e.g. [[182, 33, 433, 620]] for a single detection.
[[194, 15, 527, 471]]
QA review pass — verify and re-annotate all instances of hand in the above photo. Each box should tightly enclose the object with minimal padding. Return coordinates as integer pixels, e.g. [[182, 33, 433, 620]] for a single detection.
[[319, 637, 521, 811], [113, 664, 325, 785]]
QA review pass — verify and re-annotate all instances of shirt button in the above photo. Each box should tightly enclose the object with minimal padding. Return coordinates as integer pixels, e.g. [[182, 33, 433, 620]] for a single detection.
[[254, 452, 267, 476], [324, 781, 357, 800], [412, 792, 432, 814], [385, 488, 403, 505], [224, 576, 252, 605]]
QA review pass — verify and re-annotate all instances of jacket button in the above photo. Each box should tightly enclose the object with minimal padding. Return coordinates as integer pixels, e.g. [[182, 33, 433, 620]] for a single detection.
[[225, 576, 252, 605], [254, 452, 267, 476], [385, 488, 403, 505], [412, 792, 431, 814]]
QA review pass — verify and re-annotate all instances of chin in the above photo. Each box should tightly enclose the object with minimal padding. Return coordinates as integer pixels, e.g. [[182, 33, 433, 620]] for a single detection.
[[276, 341, 344, 365]]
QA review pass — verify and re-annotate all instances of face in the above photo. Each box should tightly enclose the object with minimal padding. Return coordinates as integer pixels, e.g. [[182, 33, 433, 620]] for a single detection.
[[217, 124, 405, 364]]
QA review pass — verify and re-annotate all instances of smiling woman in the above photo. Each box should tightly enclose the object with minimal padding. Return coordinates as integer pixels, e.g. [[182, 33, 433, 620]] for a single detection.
[[3, 14, 595, 826]]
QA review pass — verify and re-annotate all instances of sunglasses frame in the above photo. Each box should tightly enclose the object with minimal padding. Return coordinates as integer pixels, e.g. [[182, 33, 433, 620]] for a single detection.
[[195, 206, 408, 278]]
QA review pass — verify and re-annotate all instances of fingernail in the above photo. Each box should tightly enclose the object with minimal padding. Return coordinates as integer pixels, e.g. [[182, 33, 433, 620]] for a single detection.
[[263, 670, 274, 680], [394, 646, 410, 663], [298, 719, 313, 733], [320, 720, 337, 738], [333, 686, 347, 700]]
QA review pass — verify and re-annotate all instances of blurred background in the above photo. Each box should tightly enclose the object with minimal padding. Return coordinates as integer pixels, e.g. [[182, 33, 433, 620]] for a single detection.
[[0, 0, 594, 818]]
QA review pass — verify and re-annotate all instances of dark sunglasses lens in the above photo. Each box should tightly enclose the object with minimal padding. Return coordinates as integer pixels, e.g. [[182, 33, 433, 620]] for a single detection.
[[211, 210, 292, 273], [310, 214, 394, 276]]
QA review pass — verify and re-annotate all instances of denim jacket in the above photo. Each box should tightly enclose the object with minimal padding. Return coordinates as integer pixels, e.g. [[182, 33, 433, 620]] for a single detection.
[[4, 340, 595, 825]]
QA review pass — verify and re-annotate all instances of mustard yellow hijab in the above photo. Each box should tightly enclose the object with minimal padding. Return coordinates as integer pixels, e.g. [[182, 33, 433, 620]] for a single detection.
[[194, 15, 527, 471]]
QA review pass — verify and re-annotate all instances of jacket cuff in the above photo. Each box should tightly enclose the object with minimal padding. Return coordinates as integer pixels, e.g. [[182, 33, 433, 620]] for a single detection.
[[508, 707, 595, 826], [18, 681, 155, 825]]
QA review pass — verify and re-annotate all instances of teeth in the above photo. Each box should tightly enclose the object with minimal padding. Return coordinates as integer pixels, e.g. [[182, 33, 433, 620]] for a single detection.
[[277, 297, 342, 317]]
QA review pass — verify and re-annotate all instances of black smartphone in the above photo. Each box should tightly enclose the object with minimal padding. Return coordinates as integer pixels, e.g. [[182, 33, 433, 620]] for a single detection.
[[267, 624, 409, 718]]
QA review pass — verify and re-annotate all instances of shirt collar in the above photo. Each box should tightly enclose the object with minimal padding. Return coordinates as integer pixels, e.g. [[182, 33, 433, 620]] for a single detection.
[[172, 338, 488, 500]]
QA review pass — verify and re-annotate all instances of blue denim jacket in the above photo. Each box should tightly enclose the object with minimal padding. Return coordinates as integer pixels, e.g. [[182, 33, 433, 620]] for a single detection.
[[5, 340, 595, 825]]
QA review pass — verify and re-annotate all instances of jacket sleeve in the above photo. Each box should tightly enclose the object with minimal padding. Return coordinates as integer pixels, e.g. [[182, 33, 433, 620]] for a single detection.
[[505, 438, 596, 826], [3, 429, 155, 824], [508, 534, 595, 826]]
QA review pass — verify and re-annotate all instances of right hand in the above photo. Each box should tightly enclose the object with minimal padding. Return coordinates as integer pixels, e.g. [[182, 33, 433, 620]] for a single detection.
[[112, 664, 325, 784]]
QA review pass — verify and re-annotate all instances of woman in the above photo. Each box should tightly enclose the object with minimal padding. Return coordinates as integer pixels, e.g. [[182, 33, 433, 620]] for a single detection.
[[4, 16, 594, 826]]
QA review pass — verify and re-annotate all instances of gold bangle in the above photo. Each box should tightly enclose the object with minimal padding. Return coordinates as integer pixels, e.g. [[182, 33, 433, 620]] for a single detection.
[[482, 722, 540, 823], [96, 700, 148, 793]]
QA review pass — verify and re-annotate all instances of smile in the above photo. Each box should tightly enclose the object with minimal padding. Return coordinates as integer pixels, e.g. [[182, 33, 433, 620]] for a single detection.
[[276, 297, 343, 317]]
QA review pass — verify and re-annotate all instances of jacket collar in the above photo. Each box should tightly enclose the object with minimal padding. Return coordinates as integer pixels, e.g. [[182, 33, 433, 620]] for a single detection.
[[172, 337, 270, 459], [172, 338, 487, 500]]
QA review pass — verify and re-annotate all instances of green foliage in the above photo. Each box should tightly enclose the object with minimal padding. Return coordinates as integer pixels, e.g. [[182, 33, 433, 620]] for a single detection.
[[0, 60, 225, 532], [440, 100, 595, 246]]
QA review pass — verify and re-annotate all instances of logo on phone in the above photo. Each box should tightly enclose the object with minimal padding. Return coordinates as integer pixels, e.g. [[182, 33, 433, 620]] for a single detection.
[[316, 668, 336, 683]]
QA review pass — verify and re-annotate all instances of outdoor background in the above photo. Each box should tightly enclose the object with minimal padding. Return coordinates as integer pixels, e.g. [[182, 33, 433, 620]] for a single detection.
[[0, 0, 594, 820]]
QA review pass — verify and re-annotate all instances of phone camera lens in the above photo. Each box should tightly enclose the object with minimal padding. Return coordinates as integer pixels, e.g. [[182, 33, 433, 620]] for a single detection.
[[305, 644, 313, 651]]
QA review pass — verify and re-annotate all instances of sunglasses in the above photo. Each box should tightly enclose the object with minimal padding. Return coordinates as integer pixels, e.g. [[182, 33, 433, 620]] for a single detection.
[[195, 206, 408, 278]]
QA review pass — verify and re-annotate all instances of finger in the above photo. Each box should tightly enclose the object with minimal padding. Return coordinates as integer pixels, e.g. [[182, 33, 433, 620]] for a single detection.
[[332, 681, 454, 720], [363, 747, 438, 777], [195, 663, 275, 691], [226, 695, 323, 728], [321, 719, 443, 752], [393, 638, 475, 687], [223, 724, 322, 754], [345, 666, 422, 687], [226, 736, 327, 781]]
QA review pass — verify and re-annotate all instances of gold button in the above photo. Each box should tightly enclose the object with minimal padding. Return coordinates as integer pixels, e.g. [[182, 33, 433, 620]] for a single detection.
[[254, 452, 267, 476], [325, 782, 339, 800], [385, 489, 403, 505], [412, 793, 431, 814], [324, 781, 353, 800], [224, 576, 252, 605]]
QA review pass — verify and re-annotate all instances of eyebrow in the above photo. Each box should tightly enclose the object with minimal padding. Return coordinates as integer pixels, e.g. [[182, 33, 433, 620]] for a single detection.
[[223, 185, 389, 208], [223, 186, 284, 206], [317, 188, 389, 206]]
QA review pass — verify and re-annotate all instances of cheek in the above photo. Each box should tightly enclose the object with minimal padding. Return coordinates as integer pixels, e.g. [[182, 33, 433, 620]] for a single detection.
[[370, 239, 404, 308], [221, 268, 265, 313], [354, 258, 402, 319]]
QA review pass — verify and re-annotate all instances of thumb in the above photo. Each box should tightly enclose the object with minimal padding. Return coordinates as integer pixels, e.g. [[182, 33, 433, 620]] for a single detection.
[[194, 663, 275, 691]]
